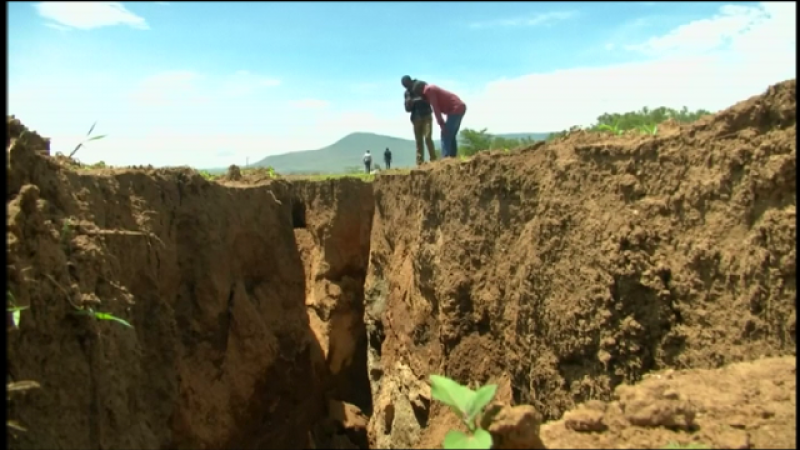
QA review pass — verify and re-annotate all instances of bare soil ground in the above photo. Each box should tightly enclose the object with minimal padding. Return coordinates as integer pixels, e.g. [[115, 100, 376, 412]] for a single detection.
[[6, 79, 796, 450], [541, 356, 796, 449]]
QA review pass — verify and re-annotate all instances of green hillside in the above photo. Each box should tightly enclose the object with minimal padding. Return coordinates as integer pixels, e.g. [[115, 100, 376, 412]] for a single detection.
[[249, 131, 552, 174]]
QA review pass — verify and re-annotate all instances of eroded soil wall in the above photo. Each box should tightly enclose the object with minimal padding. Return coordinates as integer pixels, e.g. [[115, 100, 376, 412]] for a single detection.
[[291, 180, 375, 448], [364, 81, 796, 448], [6, 124, 359, 449]]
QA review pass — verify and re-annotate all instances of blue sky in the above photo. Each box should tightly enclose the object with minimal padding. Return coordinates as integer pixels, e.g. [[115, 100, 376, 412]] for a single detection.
[[8, 1, 796, 168]]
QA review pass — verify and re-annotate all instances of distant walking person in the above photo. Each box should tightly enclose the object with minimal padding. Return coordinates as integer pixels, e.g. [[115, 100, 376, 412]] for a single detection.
[[401, 75, 437, 165], [363, 150, 372, 173], [384, 147, 392, 169], [412, 80, 466, 158]]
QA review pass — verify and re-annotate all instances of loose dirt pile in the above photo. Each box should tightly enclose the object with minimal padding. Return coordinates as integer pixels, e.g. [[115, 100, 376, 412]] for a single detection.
[[364, 79, 796, 448], [6, 79, 796, 450], [540, 356, 795, 449]]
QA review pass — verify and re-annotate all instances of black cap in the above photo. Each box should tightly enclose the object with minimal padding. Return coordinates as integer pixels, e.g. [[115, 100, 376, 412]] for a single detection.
[[401, 75, 412, 84]]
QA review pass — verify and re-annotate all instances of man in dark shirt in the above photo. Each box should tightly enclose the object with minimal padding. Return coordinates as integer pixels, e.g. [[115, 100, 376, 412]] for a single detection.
[[384, 147, 392, 169], [402, 75, 437, 165]]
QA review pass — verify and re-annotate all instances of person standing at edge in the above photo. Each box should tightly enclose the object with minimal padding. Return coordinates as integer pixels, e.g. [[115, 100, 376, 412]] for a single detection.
[[363, 150, 372, 173], [384, 147, 392, 169], [412, 80, 466, 158], [401, 75, 437, 165]]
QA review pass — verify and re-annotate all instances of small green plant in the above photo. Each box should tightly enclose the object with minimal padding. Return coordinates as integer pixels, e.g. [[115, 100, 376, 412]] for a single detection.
[[198, 170, 219, 181], [7, 291, 28, 329], [663, 442, 710, 449], [638, 124, 658, 136], [61, 219, 73, 254], [597, 123, 625, 136], [71, 307, 133, 328], [302, 172, 376, 182], [429, 375, 497, 449], [86, 161, 107, 169], [69, 121, 107, 159]]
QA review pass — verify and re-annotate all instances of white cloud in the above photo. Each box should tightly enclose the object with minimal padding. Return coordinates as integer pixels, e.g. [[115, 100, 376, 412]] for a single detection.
[[130, 70, 203, 107], [624, 5, 766, 55], [8, 2, 796, 168], [7, 67, 293, 168], [218, 71, 282, 98], [35, 2, 149, 30], [289, 99, 330, 110], [462, 1, 796, 133], [470, 10, 576, 29], [44, 22, 72, 32]]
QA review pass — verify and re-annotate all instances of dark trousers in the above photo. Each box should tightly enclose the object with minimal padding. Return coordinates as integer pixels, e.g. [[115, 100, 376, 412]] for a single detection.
[[364, 162, 371, 173], [441, 109, 466, 158], [384, 159, 391, 169]]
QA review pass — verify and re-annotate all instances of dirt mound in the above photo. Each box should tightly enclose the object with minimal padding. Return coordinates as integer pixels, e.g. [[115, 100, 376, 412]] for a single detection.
[[539, 356, 796, 449], [416, 356, 795, 449], [6, 117, 374, 449], [364, 79, 796, 447]]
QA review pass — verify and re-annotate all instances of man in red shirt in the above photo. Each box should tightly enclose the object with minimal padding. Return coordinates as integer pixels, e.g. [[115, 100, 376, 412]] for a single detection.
[[411, 81, 467, 158]]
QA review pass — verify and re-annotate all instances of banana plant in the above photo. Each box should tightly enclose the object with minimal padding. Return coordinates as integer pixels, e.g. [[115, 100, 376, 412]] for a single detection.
[[597, 123, 625, 135], [638, 124, 658, 135]]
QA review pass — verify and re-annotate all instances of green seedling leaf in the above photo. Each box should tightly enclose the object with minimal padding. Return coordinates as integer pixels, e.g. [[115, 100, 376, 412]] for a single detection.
[[86, 135, 107, 142], [465, 384, 497, 423], [93, 312, 133, 328], [86, 121, 97, 137], [71, 308, 133, 329], [71, 309, 93, 318], [430, 375, 475, 416], [8, 306, 29, 328], [443, 428, 493, 449], [69, 143, 83, 158]]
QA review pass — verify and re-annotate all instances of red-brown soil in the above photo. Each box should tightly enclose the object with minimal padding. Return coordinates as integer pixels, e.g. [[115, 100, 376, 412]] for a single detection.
[[6, 79, 796, 450], [364, 80, 796, 449], [6, 125, 374, 449]]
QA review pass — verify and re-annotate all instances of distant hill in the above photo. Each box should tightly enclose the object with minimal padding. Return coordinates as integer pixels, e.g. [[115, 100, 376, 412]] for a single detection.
[[247, 131, 552, 174]]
